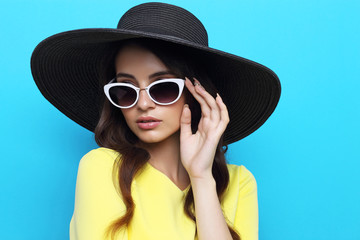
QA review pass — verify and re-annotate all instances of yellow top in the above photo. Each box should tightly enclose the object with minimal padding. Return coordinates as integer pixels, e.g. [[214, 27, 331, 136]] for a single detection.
[[70, 147, 258, 240]]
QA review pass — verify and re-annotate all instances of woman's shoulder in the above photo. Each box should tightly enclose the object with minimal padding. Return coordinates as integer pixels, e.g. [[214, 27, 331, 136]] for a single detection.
[[80, 147, 119, 162], [82, 147, 119, 159], [223, 164, 258, 239], [71, 148, 125, 239], [226, 164, 255, 179], [225, 164, 257, 193], [77, 147, 120, 173]]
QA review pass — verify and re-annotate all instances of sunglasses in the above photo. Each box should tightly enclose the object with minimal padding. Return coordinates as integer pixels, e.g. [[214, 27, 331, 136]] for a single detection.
[[104, 78, 185, 109]]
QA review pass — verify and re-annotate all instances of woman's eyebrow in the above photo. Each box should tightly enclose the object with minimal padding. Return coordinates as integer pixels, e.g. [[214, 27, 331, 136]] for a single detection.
[[149, 71, 176, 78], [115, 71, 176, 80], [116, 73, 135, 79]]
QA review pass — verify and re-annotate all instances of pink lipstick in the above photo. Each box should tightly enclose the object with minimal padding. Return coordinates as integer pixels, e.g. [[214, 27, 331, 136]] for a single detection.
[[136, 116, 162, 130]]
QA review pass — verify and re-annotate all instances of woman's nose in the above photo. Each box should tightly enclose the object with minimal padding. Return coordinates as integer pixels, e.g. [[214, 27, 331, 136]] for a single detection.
[[136, 89, 156, 110]]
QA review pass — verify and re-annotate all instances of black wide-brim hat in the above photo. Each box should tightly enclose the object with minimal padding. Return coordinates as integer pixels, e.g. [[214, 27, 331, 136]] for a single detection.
[[31, 2, 281, 145]]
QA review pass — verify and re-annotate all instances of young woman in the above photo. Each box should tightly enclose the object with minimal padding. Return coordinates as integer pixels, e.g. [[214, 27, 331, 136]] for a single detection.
[[31, 3, 281, 240]]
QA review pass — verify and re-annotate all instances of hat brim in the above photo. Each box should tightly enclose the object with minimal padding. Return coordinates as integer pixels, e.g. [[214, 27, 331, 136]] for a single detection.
[[31, 28, 281, 145]]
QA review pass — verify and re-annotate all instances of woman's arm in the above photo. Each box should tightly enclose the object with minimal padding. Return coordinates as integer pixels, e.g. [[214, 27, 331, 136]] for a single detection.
[[190, 166, 259, 240], [180, 78, 232, 240], [191, 174, 233, 240]]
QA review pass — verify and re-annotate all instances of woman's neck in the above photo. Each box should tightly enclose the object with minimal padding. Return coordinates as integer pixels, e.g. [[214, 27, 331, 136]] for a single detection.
[[140, 131, 190, 190]]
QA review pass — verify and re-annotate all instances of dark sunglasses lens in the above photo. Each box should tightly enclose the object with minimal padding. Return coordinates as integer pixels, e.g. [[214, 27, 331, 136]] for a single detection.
[[150, 82, 179, 104], [109, 86, 136, 107]]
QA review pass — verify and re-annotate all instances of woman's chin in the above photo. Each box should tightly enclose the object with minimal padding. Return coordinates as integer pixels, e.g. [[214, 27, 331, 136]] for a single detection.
[[137, 130, 181, 146]]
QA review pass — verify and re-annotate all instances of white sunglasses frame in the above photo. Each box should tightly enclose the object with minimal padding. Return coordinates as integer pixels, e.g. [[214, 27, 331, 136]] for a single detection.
[[104, 78, 185, 109]]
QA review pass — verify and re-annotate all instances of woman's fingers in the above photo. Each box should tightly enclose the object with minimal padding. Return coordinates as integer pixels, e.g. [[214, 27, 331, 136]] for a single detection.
[[180, 104, 193, 139], [185, 77, 211, 117], [215, 93, 230, 134], [184, 77, 229, 138], [185, 77, 221, 121], [192, 78, 222, 123]]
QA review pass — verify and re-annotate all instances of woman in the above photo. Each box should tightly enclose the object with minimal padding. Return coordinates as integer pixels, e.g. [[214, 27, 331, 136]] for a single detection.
[[31, 3, 281, 240]]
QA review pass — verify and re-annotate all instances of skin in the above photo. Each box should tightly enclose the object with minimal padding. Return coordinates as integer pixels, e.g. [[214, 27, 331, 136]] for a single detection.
[[115, 44, 232, 240], [115, 45, 186, 145]]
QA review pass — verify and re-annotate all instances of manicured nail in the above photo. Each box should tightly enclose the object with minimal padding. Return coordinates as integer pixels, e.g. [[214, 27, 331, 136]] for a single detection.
[[184, 104, 189, 108], [193, 79, 204, 93], [193, 77, 201, 86]]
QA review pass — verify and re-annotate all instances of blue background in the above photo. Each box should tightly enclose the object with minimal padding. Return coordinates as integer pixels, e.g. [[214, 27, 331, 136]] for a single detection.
[[1, 0, 359, 239]]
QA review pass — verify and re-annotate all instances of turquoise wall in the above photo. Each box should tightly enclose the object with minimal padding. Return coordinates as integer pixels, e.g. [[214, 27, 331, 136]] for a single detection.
[[1, 0, 359, 239]]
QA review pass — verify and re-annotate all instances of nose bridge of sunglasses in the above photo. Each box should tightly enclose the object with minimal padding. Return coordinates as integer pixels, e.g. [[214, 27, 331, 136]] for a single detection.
[[137, 88, 155, 104]]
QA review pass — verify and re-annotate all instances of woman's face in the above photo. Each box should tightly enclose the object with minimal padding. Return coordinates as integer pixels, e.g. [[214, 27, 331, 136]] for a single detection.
[[114, 44, 186, 144]]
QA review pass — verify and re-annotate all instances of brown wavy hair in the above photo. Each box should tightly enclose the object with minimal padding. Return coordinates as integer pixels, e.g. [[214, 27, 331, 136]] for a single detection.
[[94, 39, 241, 240]]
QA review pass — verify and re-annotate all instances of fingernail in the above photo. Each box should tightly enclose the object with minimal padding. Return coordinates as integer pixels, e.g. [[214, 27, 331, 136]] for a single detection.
[[193, 77, 201, 86], [185, 77, 193, 85], [184, 104, 189, 108], [193, 80, 203, 91]]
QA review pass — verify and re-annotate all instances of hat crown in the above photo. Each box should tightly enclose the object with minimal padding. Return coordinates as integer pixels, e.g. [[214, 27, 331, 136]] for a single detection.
[[117, 2, 208, 46]]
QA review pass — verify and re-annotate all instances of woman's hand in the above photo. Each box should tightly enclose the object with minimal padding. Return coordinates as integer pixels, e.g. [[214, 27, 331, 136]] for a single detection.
[[180, 77, 229, 180]]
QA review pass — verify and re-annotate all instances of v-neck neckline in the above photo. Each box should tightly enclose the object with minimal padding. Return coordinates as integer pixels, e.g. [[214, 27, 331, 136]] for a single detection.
[[145, 162, 191, 194]]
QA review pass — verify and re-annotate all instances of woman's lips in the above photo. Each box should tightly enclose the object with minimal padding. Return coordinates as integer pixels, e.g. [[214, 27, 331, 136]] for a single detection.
[[136, 117, 162, 130], [137, 121, 161, 129]]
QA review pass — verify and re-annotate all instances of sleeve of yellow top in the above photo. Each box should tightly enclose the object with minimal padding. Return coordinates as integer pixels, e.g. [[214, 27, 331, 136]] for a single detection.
[[70, 149, 126, 240], [233, 166, 259, 240]]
